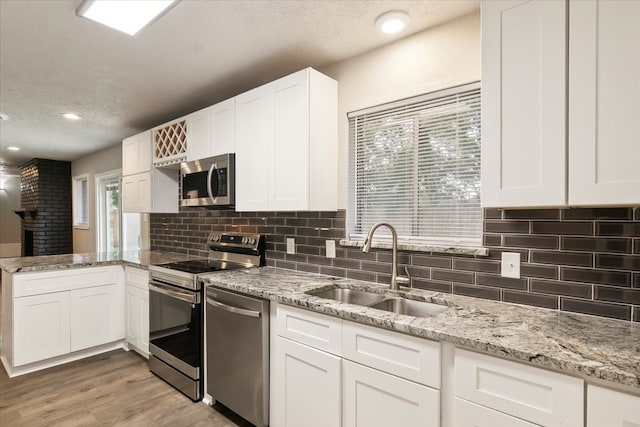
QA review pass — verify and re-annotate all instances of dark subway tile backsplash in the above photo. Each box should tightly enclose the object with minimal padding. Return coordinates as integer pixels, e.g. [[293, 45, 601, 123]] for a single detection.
[[150, 206, 640, 322]]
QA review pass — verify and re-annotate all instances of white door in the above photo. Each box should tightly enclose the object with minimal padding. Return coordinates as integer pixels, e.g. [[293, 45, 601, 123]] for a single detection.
[[13, 292, 71, 366], [481, 0, 567, 207], [125, 285, 141, 347], [96, 171, 121, 254], [587, 385, 640, 427], [568, 0, 640, 205], [211, 98, 236, 156], [342, 359, 439, 427], [273, 337, 341, 427], [270, 69, 309, 210], [186, 106, 212, 161], [70, 284, 123, 352], [235, 85, 273, 211]]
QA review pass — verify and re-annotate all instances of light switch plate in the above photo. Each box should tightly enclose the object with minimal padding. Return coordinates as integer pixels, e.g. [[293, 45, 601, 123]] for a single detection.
[[286, 238, 295, 254], [501, 252, 521, 279], [326, 240, 336, 258]]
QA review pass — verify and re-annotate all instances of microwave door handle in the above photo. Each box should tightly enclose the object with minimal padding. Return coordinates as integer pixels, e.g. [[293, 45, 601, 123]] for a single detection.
[[207, 163, 217, 200]]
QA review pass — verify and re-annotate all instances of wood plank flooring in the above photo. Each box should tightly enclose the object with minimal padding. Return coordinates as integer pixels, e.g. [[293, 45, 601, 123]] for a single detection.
[[0, 349, 252, 426]]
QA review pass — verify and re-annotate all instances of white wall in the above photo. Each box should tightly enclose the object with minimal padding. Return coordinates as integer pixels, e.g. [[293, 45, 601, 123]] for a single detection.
[[320, 11, 481, 208], [0, 175, 22, 257], [71, 143, 122, 253]]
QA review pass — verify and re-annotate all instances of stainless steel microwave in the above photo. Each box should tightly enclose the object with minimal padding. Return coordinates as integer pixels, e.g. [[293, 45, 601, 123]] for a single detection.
[[180, 153, 235, 207]]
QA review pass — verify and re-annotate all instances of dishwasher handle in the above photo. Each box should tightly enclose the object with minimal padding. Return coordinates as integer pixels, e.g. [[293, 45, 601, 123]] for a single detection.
[[206, 296, 262, 318]]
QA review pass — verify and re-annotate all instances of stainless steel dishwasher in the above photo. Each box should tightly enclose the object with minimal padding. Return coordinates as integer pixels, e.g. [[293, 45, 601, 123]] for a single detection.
[[206, 286, 269, 427]]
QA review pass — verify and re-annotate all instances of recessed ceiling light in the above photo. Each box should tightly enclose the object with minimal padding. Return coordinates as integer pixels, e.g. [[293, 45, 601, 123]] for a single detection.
[[76, 0, 179, 36], [0, 113, 9, 121], [375, 10, 410, 34], [7, 146, 20, 151], [61, 113, 82, 120]]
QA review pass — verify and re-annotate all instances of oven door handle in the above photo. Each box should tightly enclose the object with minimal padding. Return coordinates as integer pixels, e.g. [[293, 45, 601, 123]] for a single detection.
[[149, 281, 200, 304], [206, 297, 261, 318]]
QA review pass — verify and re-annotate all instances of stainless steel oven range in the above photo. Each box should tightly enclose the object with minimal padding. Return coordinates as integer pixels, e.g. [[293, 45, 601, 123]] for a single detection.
[[147, 232, 264, 401]]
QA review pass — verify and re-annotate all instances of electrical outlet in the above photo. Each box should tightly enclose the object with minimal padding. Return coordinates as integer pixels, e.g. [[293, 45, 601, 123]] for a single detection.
[[501, 252, 521, 279], [326, 240, 336, 258], [286, 238, 295, 254]]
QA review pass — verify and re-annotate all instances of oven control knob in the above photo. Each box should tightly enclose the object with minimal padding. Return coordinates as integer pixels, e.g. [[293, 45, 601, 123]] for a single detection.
[[242, 237, 248, 244], [249, 238, 256, 245]]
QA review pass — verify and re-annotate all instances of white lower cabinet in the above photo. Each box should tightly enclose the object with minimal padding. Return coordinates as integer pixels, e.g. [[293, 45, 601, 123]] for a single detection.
[[125, 266, 149, 357], [13, 292, 71, 366], [8, 266, 125, 369], [343, 359, 439, 427], [273, 336, 341, 427], [587, 385, 640, 427], [454, 398, 537, 427]]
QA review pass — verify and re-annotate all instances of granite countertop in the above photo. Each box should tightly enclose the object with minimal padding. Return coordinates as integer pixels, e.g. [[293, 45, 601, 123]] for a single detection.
[[201, 267, 640, 391], [0, 250, 198, 273]]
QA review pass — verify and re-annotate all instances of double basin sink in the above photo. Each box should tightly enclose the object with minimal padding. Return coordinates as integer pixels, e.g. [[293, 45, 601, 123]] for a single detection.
[[306, 285, 448, 318]]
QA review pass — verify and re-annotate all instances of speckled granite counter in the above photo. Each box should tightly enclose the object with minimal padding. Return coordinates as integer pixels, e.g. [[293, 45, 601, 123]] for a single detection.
[[201, 267, 640, 391], [0, 250, 198, 273]]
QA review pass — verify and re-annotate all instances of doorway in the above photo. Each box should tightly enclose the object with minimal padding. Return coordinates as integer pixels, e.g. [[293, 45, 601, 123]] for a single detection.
[[96, 170, 121, 254]]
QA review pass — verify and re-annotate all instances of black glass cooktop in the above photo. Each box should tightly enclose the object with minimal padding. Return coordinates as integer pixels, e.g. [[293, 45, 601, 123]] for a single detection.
[[157, 259, 246, 275]]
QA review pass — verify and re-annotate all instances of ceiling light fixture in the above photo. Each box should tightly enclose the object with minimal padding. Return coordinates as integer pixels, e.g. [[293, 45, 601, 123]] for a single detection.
[[375, 10, 410, 34], [61, 113, 82, 120], [0, 113, 9, 121], [76, 0, 179, 36], [7, 146, 20, 151]]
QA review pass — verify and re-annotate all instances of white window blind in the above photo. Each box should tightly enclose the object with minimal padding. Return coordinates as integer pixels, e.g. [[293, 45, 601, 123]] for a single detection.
[[348, 83, 482, 246]]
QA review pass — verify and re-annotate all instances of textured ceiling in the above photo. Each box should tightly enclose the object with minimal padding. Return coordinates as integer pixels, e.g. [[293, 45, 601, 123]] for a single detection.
[[0, 0, 479, 170]]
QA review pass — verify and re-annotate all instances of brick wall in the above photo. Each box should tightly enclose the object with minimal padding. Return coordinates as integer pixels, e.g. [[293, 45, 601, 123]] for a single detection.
[[151, 207, 640, 322], [19, 159, 72, 256]]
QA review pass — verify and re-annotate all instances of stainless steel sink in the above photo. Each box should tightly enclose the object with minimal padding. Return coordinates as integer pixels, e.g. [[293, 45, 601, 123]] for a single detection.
[[306, 287, 387, 306], [369, 298, 448, 317]]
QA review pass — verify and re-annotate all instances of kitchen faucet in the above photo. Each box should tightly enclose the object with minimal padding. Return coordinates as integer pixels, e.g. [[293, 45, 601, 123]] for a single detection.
[[361, 222, 410, 290]]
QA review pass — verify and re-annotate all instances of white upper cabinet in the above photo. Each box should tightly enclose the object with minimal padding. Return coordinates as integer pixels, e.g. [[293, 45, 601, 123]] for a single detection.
[[482, 0, 640, 208], [235, 67, 338, 211], [568, 0, 640, 205], [122, 130, 152, 176], [186, 98, 236, 162], [481, 0, 567, 208]]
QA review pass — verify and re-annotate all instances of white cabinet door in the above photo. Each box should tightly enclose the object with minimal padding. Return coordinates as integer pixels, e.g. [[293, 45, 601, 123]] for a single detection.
[[568, 0, 640, 205], [235, 84, 273, 211], [481, 0, 567, 208], [186, 107, 211, 162], [454, 398, 537, 427], [122, 172, 152, 213], [70, 284, 123, 352], [273, 337, 341, 427], [587, 385, 640, 427], [139, 288, 149, 354], [125, 285, 141, 346], [270, 69, 309, 210], [211, 98, 236, 156], [122, 130, 151, 176], [13, 292, 70, 366], [343, 359, 439, 427]]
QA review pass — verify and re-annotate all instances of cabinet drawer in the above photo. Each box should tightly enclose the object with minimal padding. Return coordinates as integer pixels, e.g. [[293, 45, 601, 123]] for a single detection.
[[455, 348, 583, 426], [125, 266, 149, 289], [587, 385, 640, 427], [343, 359, 439, 427], [343, 321, 440, 388], [13, 266, 121, 297], [454, 398, 537, 427], [276, 305, 342, 355]]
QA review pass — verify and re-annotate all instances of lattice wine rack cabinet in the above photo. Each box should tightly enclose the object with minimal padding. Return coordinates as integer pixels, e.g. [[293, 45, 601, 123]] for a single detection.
[[153, 120, 187, 167]]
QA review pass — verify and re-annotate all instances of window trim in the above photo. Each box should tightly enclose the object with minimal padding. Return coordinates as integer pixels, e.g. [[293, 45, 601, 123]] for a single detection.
[[95, 169, 122, 253], [72, 173, 90, 229], [346, 82, 484, 252]]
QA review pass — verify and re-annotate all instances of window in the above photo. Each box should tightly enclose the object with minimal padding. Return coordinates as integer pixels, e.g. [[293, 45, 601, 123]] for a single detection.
[[348, 83, 481, 247], [73, 174, 89, 228]]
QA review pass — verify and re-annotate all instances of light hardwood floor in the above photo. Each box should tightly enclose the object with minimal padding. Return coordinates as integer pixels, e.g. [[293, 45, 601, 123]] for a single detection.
[[0, 349, 252, 426]]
